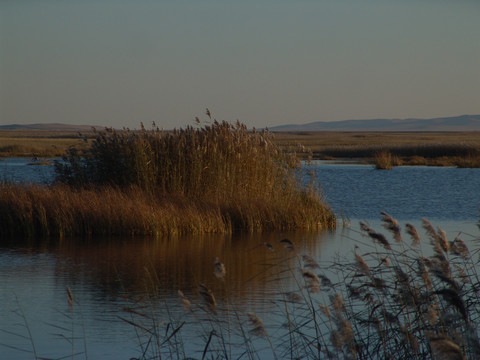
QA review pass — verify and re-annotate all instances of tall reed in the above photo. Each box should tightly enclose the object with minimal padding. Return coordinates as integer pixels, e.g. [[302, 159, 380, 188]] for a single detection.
[[117, 214, 480, 359], [55, 120, 300, 199], [0, 117, 335, 238], [373, 150, 400, 170]]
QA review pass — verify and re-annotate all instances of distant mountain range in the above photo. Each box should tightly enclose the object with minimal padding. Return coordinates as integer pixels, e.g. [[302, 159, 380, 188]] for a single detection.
[[2, 115, 480, 132], [270, 115, 480, 131], [0, 123, 101, 131]]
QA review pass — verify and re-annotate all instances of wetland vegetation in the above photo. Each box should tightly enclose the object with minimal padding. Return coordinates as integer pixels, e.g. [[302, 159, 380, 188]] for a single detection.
[[2, 127, 480, 168], [123, 215, 480, 359], [9, 214, 477, 360], [0, 120, 335, 239], [2, 122, 480, 358], [275, 131, 480, 167]]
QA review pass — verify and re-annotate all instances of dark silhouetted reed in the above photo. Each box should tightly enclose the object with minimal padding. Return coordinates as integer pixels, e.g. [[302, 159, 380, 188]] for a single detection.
[[120, 214, 480, 359]]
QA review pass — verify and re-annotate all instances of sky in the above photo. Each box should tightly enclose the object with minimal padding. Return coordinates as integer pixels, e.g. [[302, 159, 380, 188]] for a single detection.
[[1, 0, 479, 130]]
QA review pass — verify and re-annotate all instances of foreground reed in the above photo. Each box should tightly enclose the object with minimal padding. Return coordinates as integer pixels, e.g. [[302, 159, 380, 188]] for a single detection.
[[0, 116, 335, 239], [3, 215, 479, 359], [119, 214, 480, 359]]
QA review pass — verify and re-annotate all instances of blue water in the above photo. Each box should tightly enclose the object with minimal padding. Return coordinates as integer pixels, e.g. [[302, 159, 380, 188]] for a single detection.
[[2, 158, 479, 222], [306, 161, 480, 221], [0, 158, 56, 184], [1, 159, 479, 359]]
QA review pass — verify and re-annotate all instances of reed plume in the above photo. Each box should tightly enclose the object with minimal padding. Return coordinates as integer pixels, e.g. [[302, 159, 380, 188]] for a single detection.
[[66, 286, 74, 308], [178, 290, 191, 312], [450, 238, 469, 259], [199, 284, 217, 315], [406, 223, 421, 246], [301, 269, 321, 293], [354, 251, 371, 277], [360, 222, 392, 250], [428, 334, 465, 360], [302, 254, 320, 269], [381, 211, 402, 242], [247, 312, 267, 338]]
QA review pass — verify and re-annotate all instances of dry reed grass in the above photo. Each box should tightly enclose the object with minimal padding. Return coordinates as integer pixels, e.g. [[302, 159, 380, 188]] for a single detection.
[[126, 214, 478, 359], [373, 150, 401, 169], [0, 183, 228, 238], [0, 117, 335, 238], [10, 214, 477, 359], [274, 131, 480, 167]]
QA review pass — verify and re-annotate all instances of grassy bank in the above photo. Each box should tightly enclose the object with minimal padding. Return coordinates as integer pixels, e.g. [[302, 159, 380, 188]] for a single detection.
[[274, 131, 480, 167], [0, 130, 92, 158], [0, 120, 335, 238], [2, 129, 480, 167]]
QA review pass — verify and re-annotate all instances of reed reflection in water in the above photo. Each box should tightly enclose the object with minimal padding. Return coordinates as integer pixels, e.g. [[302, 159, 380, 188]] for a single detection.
[[1, 230, 337, 359], [55, 230, 338, 304]]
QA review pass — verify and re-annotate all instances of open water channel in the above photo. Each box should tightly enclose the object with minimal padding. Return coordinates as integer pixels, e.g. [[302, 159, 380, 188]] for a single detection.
[[0, 159, 479, 359]]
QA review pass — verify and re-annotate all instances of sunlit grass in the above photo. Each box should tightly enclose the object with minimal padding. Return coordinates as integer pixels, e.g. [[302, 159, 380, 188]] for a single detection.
[[0, 117, 336, 238]]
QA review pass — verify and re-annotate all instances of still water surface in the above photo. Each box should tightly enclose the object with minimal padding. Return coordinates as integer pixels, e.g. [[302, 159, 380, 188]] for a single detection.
[[0, 160, 479, 359]]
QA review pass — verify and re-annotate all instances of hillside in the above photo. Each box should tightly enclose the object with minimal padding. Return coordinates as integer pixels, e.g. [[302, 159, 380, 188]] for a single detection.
[[0, 123, 101, 131], [270, 115, 480, 131]]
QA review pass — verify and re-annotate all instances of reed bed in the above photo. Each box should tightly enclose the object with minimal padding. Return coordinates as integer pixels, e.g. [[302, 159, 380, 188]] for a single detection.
[[0, 118, 335, 238], [373, 150, 400, 170], [118, 214, 480, 359], [315, 143, 480, 168]]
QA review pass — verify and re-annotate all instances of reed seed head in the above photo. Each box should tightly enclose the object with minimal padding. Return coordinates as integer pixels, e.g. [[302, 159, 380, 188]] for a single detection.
[[199, 284, 217, 314], [354, 252, 371, 277], [428, 334, 465, 360], [247, 312, 267, 338], [302, 254, 320, 269], [178, 290, 191, 311], [381, 211, 402, 242], [406, 223, 420, 246], [66, 286, 74, 308]]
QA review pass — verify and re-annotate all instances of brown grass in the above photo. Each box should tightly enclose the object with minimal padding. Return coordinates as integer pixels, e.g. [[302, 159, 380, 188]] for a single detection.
[[274, 131, 480, 167], [0, 119, 336, 238], [373, 151, 400, 169], [0, 183, 335, 239], [0, 130, 93, 158], [2, 129, 480, 167]]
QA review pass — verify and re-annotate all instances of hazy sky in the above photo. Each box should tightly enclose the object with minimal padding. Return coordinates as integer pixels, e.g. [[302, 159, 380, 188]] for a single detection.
[[1, 0, 479, 129]]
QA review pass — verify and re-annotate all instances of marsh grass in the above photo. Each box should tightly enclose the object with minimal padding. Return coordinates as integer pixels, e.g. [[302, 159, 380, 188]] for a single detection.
[[119, 214, 480, 359], [373, 151, 400, 170], [274, 131, 480, 167], [0, 183, 229, 238], [3, 128, 479, 167], [0, 117, 335, 238], [0, 134, 88, 158]]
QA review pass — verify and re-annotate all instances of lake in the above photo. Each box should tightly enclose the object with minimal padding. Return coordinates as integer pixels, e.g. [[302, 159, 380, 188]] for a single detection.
[[0, 159, 479, 359]]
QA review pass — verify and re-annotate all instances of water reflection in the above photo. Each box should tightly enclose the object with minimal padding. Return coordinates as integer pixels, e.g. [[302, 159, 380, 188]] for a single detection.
[[1, 230, 335, 359], [54, 231, 337, 302]]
